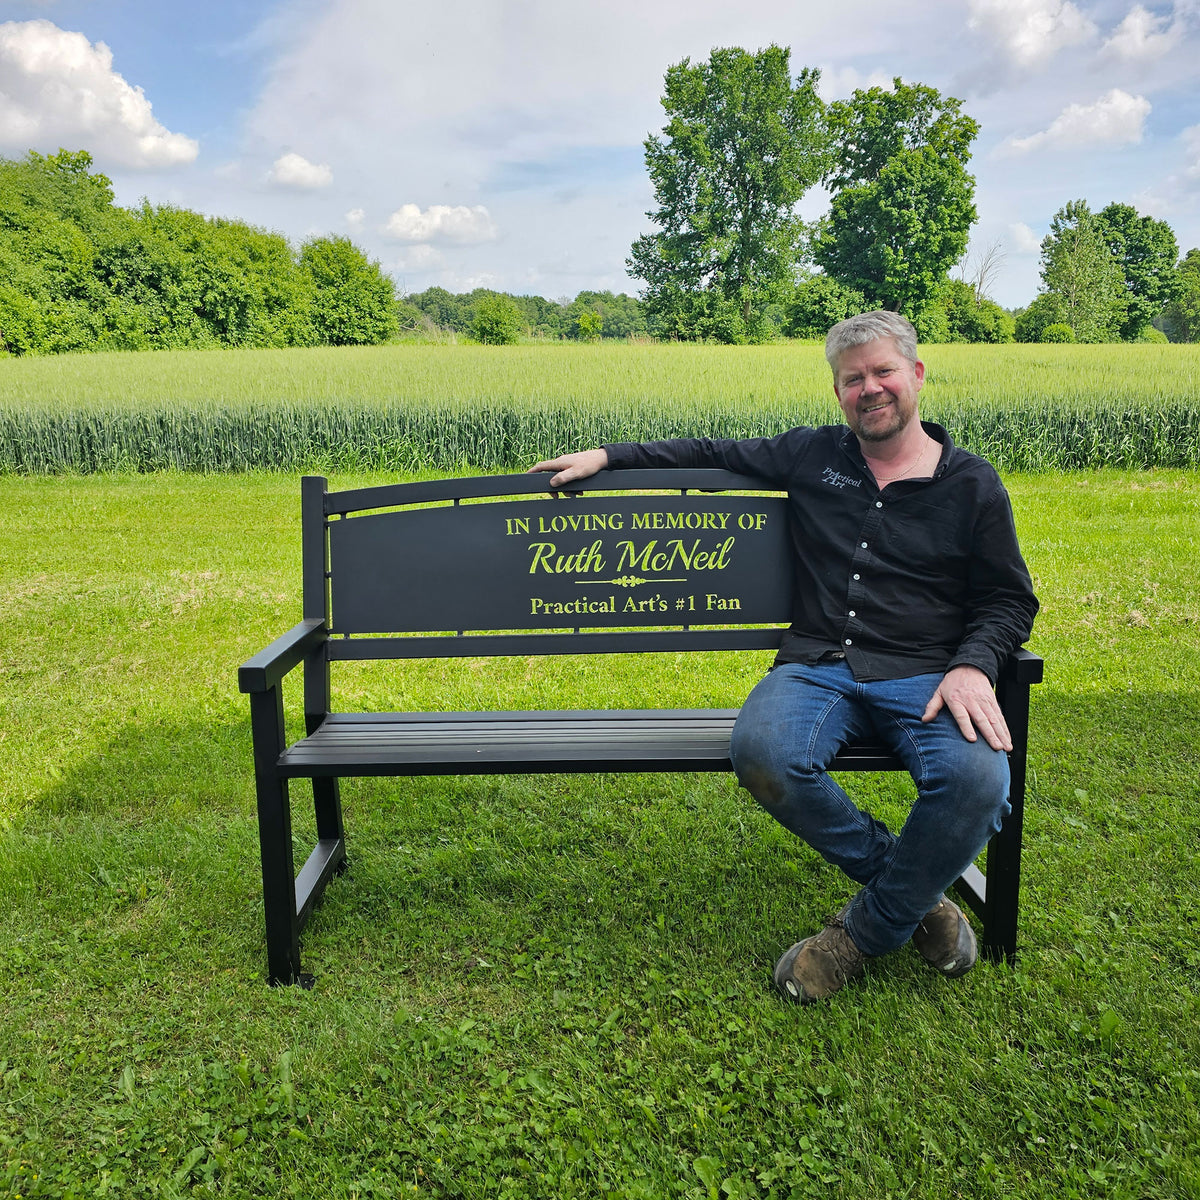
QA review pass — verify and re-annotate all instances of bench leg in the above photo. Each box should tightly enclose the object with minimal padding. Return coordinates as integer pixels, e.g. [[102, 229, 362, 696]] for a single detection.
[[259, 776, 307, 986], [980, 670, 1033, 963], [979, 788, 1023, 964], [251, 688, 307, 986]]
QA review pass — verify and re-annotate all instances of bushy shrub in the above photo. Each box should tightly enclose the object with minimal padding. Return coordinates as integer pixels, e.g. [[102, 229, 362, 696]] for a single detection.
[[1042, 323, 1076, 343], [784, 275, 866, 339], [911, 302, 951, 343], [471, 294, 523, 345], [299, 237, 397, 346], [1135, 325, 1169, 344], [574, 310, 603, 341], [1015, 293, 1068, 343], [939, 280, 1015, 343], [0, 149, 399, 353]]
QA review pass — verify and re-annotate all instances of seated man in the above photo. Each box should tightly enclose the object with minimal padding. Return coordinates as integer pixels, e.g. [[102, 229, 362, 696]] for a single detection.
[[531, 310, 1039, 1003]]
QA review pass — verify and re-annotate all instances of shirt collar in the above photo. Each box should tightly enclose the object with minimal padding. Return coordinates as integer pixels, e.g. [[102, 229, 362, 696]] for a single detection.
[[838, 421, 955, 481]]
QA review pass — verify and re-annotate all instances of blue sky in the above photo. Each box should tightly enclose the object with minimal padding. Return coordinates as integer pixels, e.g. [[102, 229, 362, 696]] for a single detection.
[[3, 0, 1199, 308]]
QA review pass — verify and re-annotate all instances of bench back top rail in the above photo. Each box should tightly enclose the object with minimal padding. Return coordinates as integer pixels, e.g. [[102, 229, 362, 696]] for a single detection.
[[307, 471, 794, 660]]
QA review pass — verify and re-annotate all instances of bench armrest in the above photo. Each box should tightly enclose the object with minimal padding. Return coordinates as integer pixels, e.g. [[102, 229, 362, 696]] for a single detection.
[[239, 619, 327, 693], [999, 647, 1044, 687]]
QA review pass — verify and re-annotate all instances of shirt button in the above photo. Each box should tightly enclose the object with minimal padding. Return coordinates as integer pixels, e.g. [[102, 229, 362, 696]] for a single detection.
[[844, 639, 853, 646], [875, 501, 883, 508], [853, 573, 860, 580], [860, 542, 868, 548], [849, 610, 856, 617]]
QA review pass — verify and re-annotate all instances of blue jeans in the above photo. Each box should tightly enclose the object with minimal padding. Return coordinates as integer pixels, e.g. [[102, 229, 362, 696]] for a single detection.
[[729, 661, 1011, 957]]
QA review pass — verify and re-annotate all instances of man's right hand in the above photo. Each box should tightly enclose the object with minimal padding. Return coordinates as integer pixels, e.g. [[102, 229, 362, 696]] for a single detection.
[[528, 448, 610, 488]]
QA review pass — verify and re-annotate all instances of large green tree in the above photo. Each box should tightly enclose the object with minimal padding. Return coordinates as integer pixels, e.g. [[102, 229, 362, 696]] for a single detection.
[[815, 79, 978, 318], [1038, 200, 1127, 342], [1093, 202, 1180, 339], [627, 45, 827, 343]]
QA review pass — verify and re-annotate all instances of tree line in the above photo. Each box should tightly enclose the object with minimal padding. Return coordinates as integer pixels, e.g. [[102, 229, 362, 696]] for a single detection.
[[0, 150, 400, 355], [5, 86, 1200, 356], [402, 287, 647, 343], [0, 148, 648, 354], [632, 45, 1196, 345]]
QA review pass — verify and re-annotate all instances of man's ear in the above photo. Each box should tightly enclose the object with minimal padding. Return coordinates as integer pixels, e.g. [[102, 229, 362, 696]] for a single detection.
[[914, 359, 926, 387]]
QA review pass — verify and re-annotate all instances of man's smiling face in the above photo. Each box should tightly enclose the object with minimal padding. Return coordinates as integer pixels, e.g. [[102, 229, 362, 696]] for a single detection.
[[832, 337, 925, 444]]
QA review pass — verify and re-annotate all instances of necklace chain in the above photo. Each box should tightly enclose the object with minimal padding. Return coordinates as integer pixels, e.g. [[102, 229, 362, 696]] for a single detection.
[[870, 439, 935, 484]]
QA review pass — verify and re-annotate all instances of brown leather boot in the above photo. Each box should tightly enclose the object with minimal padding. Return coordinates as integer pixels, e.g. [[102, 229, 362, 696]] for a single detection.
[[912, 897, 978, 977], [773, 910, 867, 1003]]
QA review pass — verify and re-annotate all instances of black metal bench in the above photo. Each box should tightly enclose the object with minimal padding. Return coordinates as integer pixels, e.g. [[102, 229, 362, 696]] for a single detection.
[[239, 471, 1043, 985]]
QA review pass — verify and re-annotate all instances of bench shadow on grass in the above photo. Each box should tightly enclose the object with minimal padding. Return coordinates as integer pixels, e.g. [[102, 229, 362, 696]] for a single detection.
[[26, 713, 846, 985], [32, 711, 256, 818], [28, 687, 1196, 988]]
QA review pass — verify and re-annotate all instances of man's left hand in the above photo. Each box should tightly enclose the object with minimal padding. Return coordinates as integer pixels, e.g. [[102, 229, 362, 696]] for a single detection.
[[922, 665, 1012, 751]]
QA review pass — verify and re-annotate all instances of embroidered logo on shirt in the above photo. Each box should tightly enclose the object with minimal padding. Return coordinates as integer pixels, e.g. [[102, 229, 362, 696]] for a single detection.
[[821, 467, 861, 490]]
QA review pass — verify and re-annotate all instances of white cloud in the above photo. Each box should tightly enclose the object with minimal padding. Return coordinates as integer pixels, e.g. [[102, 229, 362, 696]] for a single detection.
[[1127, 124, 1200, 213], [393, 244, 445, 273], [266, 151, 332, 188], [1009, 222, 1042, 253], [1000, 89, 1151, 154], [239, 0, 819, 205], [967, 0, 1096, 68], [815, 65, 895, 102], [384, 203, 497, 245], [0, 19, 198, 167], [1102, 4, 1182, 59], [1181, 123, 1200, 182], [459, 272, 500, 291], [344, 207, 365, 229]]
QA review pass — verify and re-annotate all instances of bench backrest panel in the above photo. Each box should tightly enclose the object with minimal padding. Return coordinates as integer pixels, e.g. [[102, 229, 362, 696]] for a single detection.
[[308, 471, 794, 657]]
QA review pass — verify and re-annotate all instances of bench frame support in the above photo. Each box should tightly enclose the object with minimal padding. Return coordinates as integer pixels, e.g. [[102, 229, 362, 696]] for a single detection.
[[240, 473, 1042, 985]]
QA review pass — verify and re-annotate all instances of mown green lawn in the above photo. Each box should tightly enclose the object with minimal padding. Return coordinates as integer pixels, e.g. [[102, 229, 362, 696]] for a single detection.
[[1, 470, 1197, 1199]]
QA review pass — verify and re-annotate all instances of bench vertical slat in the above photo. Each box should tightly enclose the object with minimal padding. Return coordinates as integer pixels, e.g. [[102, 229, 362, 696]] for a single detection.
[[250, 685, 305, 985], [302, 475, 328, 625], [301, 475, 348, 872]]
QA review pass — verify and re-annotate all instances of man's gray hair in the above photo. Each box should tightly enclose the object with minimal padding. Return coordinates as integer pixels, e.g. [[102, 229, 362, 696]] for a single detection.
[[825, 311, 918, 375]]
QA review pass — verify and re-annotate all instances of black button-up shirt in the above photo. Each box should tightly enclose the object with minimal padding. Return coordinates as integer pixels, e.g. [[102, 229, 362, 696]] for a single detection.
[[604, 421, 1038, 684]]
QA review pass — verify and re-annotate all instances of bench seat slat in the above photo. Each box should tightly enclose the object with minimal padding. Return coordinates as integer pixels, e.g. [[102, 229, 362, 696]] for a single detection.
[[276, 710, 900, 777]]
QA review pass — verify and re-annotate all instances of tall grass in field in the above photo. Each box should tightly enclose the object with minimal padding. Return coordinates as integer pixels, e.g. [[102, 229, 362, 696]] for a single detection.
[[1, 341, 1198, 473]]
